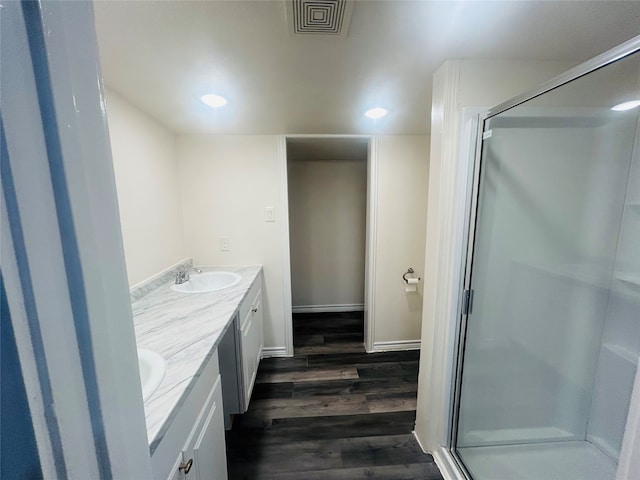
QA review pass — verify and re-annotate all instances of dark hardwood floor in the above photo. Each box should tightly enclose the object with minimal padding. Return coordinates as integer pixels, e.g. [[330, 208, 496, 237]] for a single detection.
[[225, 312, 444, 479]]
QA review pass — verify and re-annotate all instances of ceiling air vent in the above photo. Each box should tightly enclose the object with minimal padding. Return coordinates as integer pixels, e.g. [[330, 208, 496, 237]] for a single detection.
[[288, 0, 354, 37]]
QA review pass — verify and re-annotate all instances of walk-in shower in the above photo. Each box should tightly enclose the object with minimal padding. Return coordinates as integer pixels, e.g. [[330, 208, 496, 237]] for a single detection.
[[451, 40, 640, 479]]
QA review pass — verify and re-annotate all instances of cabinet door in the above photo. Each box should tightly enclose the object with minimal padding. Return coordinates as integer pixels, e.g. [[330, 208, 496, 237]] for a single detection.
[[194, 377, 228, 480], [166, 453, 184, 480], [239, 283, 264, 411], [184, 376, 228, 480], [252, 289, 263, 371], [241, 308, 256, 403], [242, 288, 264, 404]]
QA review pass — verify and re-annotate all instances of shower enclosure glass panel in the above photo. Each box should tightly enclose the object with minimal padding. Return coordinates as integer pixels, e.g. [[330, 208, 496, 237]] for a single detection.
[[454, 52, 640, 480]]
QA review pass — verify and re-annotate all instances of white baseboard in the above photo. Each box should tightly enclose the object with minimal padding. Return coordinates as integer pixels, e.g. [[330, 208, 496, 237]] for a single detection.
[[412, 432, 464, 480], [261, 347, 290, 358], [292, 303, 364, 314], [412, 430, 428, 453], [369, 340, 421, 352]]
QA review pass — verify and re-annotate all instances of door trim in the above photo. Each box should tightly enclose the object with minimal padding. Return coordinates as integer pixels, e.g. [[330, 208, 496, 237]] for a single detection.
[[277, 135, 295, 356], [2, 1, 152, 477], [365, 136, 378, 353]]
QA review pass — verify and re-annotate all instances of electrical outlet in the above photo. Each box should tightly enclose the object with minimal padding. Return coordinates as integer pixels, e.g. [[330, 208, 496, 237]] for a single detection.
[[265, 207, 276, 222], [220, 237, 230, 252]]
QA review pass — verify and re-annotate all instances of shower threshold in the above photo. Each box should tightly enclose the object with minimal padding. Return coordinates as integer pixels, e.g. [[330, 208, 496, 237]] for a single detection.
[[457, 440, 616, 480]]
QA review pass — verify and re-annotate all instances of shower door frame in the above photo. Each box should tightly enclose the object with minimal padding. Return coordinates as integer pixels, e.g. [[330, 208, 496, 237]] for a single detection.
[[447, 34, 640, 480]]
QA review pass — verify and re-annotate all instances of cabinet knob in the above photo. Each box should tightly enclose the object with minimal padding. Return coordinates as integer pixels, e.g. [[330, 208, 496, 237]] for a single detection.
[[179, 458, 193, 475], [252, 307, 258, 313]]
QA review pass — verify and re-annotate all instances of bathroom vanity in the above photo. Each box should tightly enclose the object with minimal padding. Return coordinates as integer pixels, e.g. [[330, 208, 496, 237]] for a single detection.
[[131, 265, 263, 480]]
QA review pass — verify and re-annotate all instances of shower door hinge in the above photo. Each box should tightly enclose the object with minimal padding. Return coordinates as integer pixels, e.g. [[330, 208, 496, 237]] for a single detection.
[[462, 289, 474, 315]]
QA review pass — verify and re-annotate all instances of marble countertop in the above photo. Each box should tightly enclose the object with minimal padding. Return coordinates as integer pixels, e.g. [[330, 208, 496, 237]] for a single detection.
[[131, 264, 262, 452]]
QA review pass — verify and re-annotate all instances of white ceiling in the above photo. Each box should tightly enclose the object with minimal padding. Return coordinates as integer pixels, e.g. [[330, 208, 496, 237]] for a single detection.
[[93, 1, 640, 135]]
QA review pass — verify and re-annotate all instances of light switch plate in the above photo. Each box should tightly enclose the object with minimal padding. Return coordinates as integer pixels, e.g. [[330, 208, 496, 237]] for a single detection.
[[220, 237, 230, 252], [265, 207, 276, 222]]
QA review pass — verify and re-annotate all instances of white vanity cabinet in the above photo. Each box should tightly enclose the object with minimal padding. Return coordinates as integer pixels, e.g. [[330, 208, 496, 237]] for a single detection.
[[150, 271, 264, 480], [152, 352, 228, 480]]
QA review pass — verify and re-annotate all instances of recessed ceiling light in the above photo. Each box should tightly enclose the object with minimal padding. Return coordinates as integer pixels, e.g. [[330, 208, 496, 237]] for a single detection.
[[611, 100, 640, 112], [201, 94, 228, 108], [364, 107, 388, 119]]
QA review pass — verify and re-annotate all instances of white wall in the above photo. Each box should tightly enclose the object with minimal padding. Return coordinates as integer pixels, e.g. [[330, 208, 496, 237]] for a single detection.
[[414, 60, 575, 457], [372, 135, 430, 347], [106, 89, 187, 287], [176, 135, 288, 351], [288, 159, 367, 310], [176, 134, 430, 354]]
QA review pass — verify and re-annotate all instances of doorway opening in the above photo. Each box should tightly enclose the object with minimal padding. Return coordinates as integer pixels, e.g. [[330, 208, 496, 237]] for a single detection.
[[285, 136, 371, 355]]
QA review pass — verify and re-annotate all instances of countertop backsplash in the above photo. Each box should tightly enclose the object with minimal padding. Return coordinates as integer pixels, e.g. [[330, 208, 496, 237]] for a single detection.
[[129, 258, 194, 303]]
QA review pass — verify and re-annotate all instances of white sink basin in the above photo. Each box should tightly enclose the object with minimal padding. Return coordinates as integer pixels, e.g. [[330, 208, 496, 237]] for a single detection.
[[170, 271, 241, 294], [138, 349, 167, 401]]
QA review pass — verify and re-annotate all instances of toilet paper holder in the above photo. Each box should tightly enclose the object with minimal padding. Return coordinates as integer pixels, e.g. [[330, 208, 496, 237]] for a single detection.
[[403, 268, 421, 283]]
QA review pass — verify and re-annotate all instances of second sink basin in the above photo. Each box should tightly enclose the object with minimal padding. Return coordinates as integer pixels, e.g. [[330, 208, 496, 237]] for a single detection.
[[170, 271, 241, 294], [138, 348, 167, 401]]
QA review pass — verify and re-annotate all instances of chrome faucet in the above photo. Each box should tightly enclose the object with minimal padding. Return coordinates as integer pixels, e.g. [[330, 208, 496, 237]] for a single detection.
[[175, 269, 190, 284], [175, 267, 202, 284]]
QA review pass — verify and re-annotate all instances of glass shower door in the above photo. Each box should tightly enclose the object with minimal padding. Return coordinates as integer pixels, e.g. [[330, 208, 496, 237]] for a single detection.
[[454, 51, 640, 480]]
